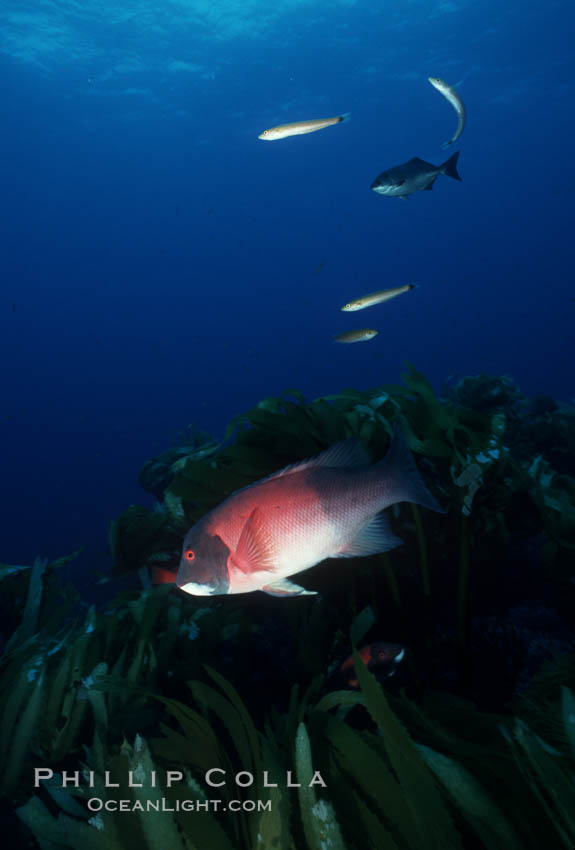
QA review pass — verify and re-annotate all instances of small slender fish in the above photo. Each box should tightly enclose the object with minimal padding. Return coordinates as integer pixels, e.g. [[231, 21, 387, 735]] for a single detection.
[[342, 284, 417, 313], [258, 113, 350, 141], [428, 77, 466, 146], [334, 329, 378, 344], [313, 258, 326, 274]]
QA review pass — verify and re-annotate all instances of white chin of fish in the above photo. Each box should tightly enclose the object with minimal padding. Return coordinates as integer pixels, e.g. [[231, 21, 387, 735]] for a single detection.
[[180, 581, 215, 596]]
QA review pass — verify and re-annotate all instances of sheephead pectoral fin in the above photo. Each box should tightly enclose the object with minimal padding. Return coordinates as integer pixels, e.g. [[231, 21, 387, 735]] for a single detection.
[[336, 513, 403, 558], [262, 579, 317, 597], [231, 508, 275, 574]]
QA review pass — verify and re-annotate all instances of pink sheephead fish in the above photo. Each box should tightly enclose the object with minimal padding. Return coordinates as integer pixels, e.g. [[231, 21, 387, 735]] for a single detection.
[[176, 424, 443, 598]]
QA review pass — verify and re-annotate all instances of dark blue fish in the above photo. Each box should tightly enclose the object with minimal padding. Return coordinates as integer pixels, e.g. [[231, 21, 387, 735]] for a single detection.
[[371, 152, 461, 199]]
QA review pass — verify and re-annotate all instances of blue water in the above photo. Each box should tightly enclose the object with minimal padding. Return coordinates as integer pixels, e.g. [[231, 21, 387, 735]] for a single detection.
[[1, 0, 573, 571]]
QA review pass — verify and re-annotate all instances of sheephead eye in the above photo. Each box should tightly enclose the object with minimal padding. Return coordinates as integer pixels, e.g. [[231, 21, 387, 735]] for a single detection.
[[185, 549, 195, 562]]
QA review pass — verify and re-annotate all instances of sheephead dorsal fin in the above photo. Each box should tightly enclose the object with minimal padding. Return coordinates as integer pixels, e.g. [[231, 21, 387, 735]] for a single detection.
[[264, 438, 370, 482], [229, 439, 371, 499]]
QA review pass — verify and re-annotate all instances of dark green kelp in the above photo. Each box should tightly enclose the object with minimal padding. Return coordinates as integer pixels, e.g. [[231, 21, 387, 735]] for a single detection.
[[13, 608, 575, 849]]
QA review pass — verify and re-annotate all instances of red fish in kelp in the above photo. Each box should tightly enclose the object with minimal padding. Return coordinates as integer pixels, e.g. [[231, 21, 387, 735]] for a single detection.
[[340, 642, 405, 688], [176, 424, 443, 598], [148, 567, 178, 585]]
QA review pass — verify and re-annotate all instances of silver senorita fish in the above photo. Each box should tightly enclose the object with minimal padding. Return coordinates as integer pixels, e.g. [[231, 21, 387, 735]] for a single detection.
[[428, 77, 467, 146]]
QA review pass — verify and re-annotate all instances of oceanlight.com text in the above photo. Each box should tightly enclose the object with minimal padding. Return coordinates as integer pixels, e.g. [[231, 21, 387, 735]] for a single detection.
[[87, 797, 272, 813]]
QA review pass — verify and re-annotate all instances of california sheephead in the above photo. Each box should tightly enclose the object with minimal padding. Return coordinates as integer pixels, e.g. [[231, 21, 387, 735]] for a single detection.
[[177, 425, 443, 597]]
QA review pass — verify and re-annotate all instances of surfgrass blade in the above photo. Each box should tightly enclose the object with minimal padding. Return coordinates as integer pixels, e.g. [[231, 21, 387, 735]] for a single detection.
[[418, 743, 523, 849], [295, 722, 346, 850], [319, 710, 418, 848], [352, 649, 464, 850]]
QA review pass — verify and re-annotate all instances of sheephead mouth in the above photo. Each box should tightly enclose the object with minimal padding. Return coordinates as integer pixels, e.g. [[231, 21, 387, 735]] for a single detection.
[[178, 581, 218, 596]]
